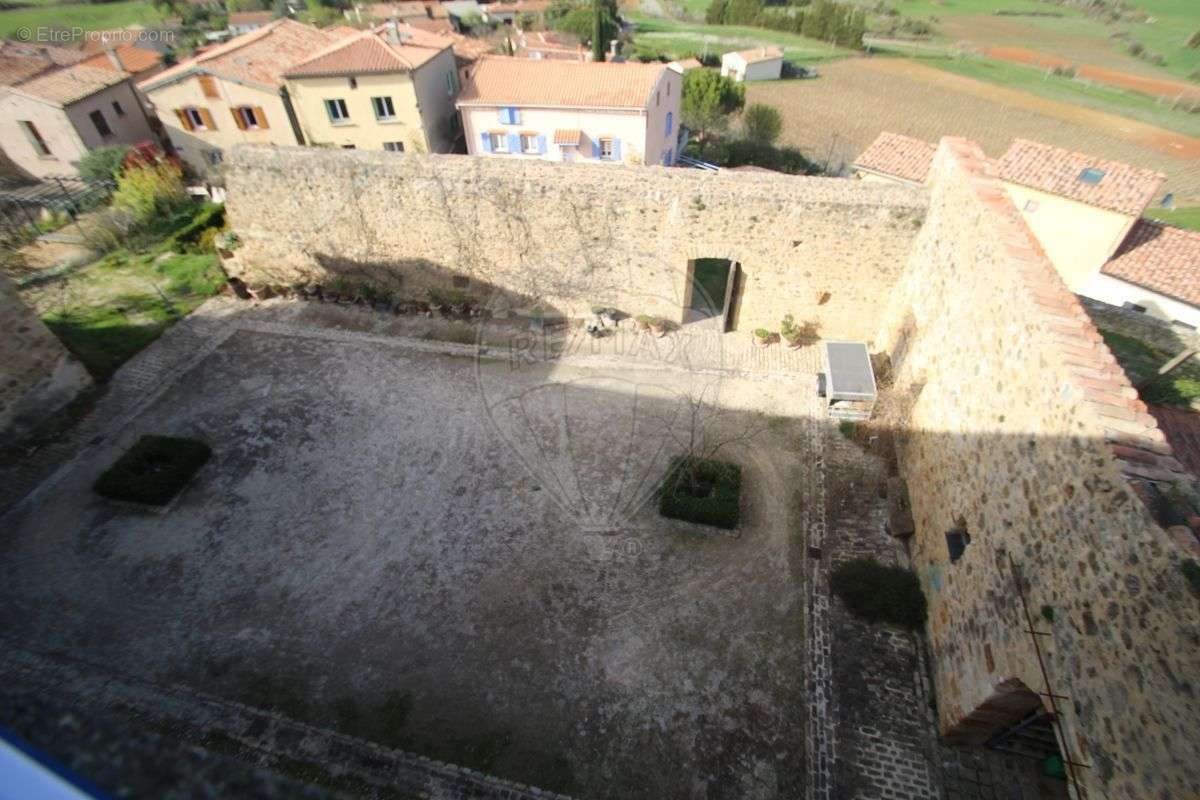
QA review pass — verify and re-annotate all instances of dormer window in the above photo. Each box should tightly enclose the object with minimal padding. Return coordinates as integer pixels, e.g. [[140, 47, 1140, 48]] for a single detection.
[[1078, 168, 1105, 184]]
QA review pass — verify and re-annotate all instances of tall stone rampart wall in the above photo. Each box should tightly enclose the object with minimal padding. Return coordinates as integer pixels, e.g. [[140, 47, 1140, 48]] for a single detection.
[[223, 147, 927, 343], [877, 139, 1200, 798], [0, 273, 90, 443]]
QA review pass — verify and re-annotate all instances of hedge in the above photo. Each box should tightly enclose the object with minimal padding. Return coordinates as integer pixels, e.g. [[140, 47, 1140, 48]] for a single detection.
[[830, 558, 927, 630], [94, 435, 211, 505], [658, 456, 742, 529]]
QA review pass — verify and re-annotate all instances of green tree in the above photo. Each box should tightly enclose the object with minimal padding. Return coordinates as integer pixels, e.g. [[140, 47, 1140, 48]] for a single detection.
[[553, 0, 617, 52], [226, 0, 269, 11], [705, 0, 727, 24], [74, 146, 130, 182], [592, 0, 604, 61], [724, 0, 761, 25], [681, 69, 744, 155], [741, 103, 782, 145]]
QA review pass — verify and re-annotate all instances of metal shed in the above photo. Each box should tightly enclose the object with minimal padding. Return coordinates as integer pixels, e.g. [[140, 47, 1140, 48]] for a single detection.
[[823, 341, 877, 421]]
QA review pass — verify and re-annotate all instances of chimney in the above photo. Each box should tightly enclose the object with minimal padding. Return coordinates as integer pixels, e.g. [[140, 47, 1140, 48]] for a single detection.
[[386, 18, 400, 44], [608, 38, 618, 57], [104, 41, 124, 72]]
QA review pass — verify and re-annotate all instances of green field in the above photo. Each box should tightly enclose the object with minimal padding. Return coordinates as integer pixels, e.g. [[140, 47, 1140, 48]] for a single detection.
[[924, 55, 1200, 137], [1121, 0, 1200, 81], [1144, 206, 1200, 232], [0, 1, 165, 40], [630, 14, 853, 63]]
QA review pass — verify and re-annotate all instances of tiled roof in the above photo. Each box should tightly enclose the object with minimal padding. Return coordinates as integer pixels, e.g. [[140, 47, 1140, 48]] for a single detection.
[[937, 136, 1185, 489], [996, 138, 1165, 216], [12, 63, 127, 105], [0, 42, 86, 86], [405, 16, 456, 34], [668, 57, 702, 71], [553, 128, 581, 145], [284, 24, 452, 77], [141, 19, 352, 92], [726, 46, 783, 64], [229, 10, 275, 24], [81, 44, 163, 75], [1101, 219, 1200, 308], [457, 57, 666, 109], [450, 33, 493, 65], [1149, 405, 1200, 480], [853, 131, 936, 185]]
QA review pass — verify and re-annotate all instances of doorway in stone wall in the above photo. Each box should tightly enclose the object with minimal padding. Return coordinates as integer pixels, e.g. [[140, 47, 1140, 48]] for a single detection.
[[684, 258, 740, 331]]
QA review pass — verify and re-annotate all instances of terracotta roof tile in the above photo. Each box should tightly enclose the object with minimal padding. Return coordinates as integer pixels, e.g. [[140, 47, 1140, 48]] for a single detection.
[[141, 19, 353, 92], [1101, 219, 1200, 309], [996, 138, 1165, 216], [11, 63, 127, 105], [284, 24, 452, 77], [853, 132, 936, 185], [0, 42, 86, 86], [80, 44, 163, 75], [457, 57, 667, 109], [553, 128, 581, 145], [936, 136, 1187, 492], [726, 46, 783, 63]]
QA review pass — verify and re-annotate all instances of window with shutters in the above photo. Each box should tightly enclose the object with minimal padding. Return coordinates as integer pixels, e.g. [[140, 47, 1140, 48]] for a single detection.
[[598, 137, 614, 159], [182, 107, 208, 130], [520, 133, 539, 154], [326, 98, 350, 124], [233, 106, 262, 129], [89, 109, 113, 138], [489, 132, 507, 152], [498, 107, 520, 125], [444, 70, 458, 96], [371, 96, 396, 121], [18, 121, 51, 157], [383, 141, 405, 152], [198, 75, 219, 98], [112, 100, 125, 117]]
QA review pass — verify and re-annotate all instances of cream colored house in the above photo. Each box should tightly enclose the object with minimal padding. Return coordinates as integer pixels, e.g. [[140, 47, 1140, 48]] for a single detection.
[[139, 19, 353, 175], [854, 132, 1199, 329], [0, 62, 157, 180], [720, 46, 782, 82], [284, 22, 461, 154], [457, 58, 681, 167]]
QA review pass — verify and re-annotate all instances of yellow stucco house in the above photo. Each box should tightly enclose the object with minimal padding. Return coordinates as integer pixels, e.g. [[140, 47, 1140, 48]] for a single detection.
[[282, 22, 461, 154], [138, 19, 355, 176], [854, 132, 1199, 330]]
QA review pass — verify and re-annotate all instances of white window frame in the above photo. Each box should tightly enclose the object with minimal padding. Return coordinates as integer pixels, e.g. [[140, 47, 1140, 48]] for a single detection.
[[371, 95, 395, 121], [184, 107, 207, 130], [326, 98, 350, 125], [489, 132, 508, 153], [598, 137, 614, 160], [383, 141, 405, 152], [520, 133, 539, 154], [234, 106, 261, 129]]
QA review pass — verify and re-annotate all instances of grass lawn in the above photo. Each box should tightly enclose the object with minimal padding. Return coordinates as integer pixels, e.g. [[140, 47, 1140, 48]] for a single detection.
[[629, 14, 852, 63], [38, 250, 224, 380], [1101, 330, 1200, 408], [923, 55, 1200, 137], [0, 1, 165, 39], [1122, 0, 1200, 82], [1143, 207, 1200, 231]]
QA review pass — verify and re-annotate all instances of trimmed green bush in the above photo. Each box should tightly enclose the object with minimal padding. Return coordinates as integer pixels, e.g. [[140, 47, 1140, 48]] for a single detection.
[[94, 435, 211, 505], [658, 456, 742, 529], [830, 558, 927, 629]]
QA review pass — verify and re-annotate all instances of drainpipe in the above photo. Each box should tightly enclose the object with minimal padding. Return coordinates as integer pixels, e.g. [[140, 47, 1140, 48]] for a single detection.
[[280, 85, 306, 145]]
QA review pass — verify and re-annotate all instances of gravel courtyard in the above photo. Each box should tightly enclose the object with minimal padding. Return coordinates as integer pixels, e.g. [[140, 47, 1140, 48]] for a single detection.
[[0, 316, 819, 799]]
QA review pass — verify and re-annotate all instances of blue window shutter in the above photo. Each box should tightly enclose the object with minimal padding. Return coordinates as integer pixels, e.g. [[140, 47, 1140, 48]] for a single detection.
[[612, 138, 621, 161], [507, 133, 520, 153], [665, 112, 673, 136], [498, 107, 506, 124], [509, 107, 519, 124], [481, 132, 492, 153], [536, 135, 546, 154], [591, 139, 600, 159]]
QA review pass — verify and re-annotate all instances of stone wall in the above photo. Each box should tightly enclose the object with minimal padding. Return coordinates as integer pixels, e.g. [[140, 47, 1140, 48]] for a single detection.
[[876, 139, 1200, 798], [1082, 296, 1200, 353], [0, 273, 90, 443], [223, 146, 927, 343]]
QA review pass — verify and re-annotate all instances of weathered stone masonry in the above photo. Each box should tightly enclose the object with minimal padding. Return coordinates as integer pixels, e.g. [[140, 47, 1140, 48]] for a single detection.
[[0, 272, 91, 443], [876, 139, 1200, 799], [224, 146, 927, 343]]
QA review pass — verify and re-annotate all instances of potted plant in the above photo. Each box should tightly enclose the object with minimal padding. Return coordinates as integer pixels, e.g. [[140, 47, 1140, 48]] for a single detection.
[[754, 328, 773, 347]]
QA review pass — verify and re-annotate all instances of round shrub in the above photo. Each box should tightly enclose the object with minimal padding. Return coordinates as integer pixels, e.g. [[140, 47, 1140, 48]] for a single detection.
[[830, 558, 927, 629]]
